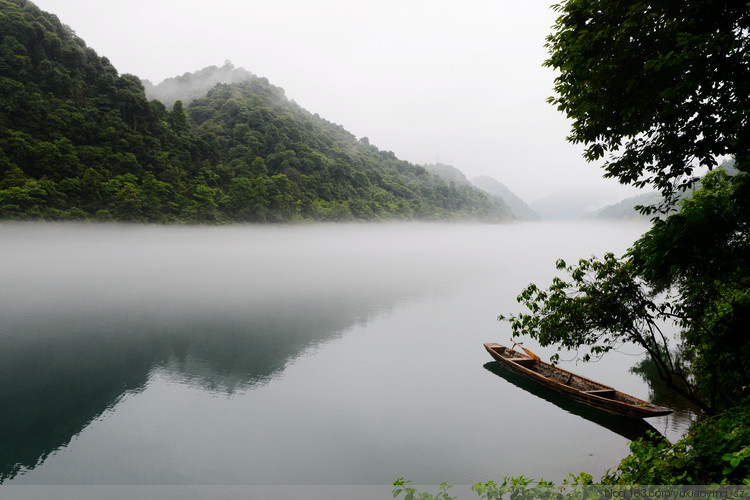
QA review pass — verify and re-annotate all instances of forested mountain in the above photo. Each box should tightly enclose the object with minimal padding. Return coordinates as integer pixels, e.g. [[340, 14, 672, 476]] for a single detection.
[[422, 163, 513, 218], [0, 0, 511, 223], [471, 176, 539, 221], [422, 163, 472, 186], [592, 192, 661, 219], [142, 62, 254, 108]]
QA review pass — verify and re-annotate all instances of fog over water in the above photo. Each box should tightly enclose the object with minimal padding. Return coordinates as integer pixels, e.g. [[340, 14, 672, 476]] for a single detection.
[[0, 222, 693, 488]]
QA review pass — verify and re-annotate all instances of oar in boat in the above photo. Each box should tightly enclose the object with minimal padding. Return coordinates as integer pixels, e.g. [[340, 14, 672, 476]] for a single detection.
[[511, 340, 541, 362]]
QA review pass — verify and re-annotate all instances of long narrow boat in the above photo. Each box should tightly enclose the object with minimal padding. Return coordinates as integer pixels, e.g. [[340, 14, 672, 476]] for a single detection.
[[484, 343, 672, 418]]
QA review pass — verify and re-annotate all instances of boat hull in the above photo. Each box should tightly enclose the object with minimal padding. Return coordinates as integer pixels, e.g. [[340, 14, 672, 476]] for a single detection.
[[484, 343, 672, 418]]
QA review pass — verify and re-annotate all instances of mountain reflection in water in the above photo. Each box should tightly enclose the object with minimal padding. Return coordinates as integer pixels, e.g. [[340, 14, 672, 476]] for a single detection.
[[0, 223, 462, 482], [0, 298, 404, 481], [1, 221, 664, 485]]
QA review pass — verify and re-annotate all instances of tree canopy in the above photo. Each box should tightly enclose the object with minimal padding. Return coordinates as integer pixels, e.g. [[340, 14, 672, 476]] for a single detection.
[[544, 0, 750, 204]]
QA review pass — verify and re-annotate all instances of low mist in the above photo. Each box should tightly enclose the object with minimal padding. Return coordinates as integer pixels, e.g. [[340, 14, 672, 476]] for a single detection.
[[1, 221, 662, 485]]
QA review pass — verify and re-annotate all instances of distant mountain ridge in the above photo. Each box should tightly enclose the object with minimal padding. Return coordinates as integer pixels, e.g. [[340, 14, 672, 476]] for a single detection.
[[0, 0, 511, 223], [422, 163, 473, 186], [420, 164, 540, 221], [592, 192, 661, 219], [529, 187, 631, 220], [422, 164, 529, 219], [471, 176, 539, 221]]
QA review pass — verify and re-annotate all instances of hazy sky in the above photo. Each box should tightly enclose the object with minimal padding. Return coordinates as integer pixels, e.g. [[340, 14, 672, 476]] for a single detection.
[[32, 0, 642, 204]]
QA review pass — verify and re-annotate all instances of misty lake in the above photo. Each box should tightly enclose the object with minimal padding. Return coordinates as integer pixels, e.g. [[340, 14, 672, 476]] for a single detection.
[[0, 222, 695, 491]]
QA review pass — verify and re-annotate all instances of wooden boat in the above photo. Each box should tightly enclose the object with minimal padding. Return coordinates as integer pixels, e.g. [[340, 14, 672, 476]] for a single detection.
[[483, 343, 672, 418]]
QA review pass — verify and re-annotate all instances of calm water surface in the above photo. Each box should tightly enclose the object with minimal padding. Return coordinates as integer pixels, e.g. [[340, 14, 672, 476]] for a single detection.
[[0, 222, 694, 488]]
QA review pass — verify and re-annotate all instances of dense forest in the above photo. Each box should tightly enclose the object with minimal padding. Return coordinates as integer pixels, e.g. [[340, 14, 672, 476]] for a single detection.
[[0, 0, 512, 223]]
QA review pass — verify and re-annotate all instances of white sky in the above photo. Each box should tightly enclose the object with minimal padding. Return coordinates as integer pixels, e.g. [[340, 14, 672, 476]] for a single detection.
[[32, 0, 642, 203]]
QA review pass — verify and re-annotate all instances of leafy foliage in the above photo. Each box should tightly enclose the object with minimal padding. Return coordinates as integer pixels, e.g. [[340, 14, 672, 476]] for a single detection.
[[602, 402, 750, 485], [544, 0, 750, 206], [393, 479, 456, 500], [393, 474, 595, 500], [631, 169, 750, 411], [0, 0, 511, 223], [497, 251, 705, 411]]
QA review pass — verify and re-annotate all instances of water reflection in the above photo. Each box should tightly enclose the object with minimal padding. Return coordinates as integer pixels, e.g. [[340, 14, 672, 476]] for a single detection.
[[0, 223, 468, 482], [154, 296, 383, 393], [630, 358, 701, 436], [0, 221, 655, 485], [482, 362, 662, 443], [0, 292, 429, 482], [0, 329, 157, 482]]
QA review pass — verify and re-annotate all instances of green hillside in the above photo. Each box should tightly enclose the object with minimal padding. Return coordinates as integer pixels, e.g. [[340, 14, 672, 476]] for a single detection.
[[0, 0, 511, 223], [592, 192, 661, 219]]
